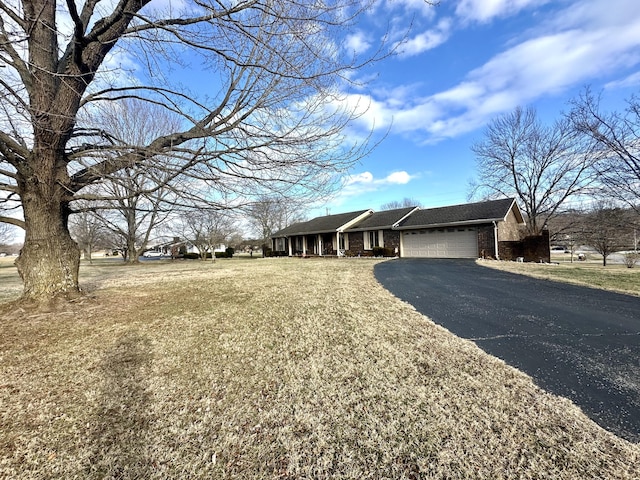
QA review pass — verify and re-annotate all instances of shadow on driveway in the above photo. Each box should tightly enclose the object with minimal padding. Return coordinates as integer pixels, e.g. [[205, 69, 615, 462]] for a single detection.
[[375, 258, 640, 443]]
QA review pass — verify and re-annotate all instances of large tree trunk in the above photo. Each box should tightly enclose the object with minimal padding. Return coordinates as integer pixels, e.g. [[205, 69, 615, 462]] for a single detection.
[[126, 237, 140, 264], [15, 166, 81, 301]]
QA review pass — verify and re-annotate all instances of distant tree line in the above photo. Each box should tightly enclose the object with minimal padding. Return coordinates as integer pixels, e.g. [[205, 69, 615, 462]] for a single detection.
[[547, 204, 639, 267]]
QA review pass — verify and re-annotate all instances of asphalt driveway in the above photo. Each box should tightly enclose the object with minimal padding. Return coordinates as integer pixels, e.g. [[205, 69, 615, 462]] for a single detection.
[[374, 258, 640, 443]]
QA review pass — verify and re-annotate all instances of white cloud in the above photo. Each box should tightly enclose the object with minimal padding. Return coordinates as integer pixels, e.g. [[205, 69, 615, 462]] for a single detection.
[[346, 171, 374, 185], [455, 0, 549, 24], [349, 0, 640, 142], [398, 18, 453, 58], [344, 170, 417, 191], [346, 170, 414, 187], [605, 71, 640, 90], [385, 171, 412, 184], [345, 31, 372, 55], [336, 170, 417, 204]]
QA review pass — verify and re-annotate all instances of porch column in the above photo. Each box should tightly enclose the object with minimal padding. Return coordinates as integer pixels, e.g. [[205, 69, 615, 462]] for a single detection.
[[318, 234, 322, 256], [303, 236, 307, 255], [336, 232, 341, 256], [288, 237, 293, 256]]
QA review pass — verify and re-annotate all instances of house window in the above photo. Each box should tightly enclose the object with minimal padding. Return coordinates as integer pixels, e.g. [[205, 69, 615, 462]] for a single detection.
[[274, 237, 286, 251], [364, 230, 383, 249], [339, 233, 349, 250]]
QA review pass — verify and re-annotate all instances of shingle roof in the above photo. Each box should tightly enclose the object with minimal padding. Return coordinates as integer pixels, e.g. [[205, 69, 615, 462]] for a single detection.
[[272, 209, 371, 237], [346, 207, 417, 231], [271, 198, 523, 238], [397, 198, 521, 229]]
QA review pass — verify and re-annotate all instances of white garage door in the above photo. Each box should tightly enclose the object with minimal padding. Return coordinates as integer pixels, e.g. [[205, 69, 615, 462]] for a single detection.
[[402, 228, 478, 258]]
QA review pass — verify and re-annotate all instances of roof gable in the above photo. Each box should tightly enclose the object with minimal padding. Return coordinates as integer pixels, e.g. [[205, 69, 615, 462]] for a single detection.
[[397, 198, 522, 229], [271, 198, 525, 238], [272, 209, 372, 237], [346, 207, 418, 231]]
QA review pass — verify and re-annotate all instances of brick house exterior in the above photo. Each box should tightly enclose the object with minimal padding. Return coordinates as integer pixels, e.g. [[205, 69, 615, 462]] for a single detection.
[[271, 209, 373, 257], [344, 207, 417, 256], [271, 198, 548, 261]]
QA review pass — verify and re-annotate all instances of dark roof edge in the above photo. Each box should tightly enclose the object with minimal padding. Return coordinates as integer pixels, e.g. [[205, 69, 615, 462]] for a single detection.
[[394, 218, 506, 230], [347, 224, 395, 232], [336, 209, 374, 232], [392, 206, 421, 229], [273, 209, 373, 237]]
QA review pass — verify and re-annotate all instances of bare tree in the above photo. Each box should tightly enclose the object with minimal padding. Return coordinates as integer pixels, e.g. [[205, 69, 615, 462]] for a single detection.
[[68, 207, 105, 263], [471, 106, 596, 234], [176, 210, 237, 261], [380, 198, 422, 210], [547, 210, 587, 263], [582, 202, 633, 266], [93, 171, 175, 263], [245, 195, 305, 244], [569, 88, 640, 213], [77, 99, 183, 263], [0, 0, 398, 302], [0, 222, 14, 245]]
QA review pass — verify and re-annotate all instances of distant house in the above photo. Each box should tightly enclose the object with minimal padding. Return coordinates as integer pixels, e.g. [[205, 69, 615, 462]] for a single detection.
[[271, 198, 548, 261], [152, 237, 226, 257]]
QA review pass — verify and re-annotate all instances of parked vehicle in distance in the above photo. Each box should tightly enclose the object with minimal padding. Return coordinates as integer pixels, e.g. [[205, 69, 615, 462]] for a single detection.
[[143, 250, 163, 258]]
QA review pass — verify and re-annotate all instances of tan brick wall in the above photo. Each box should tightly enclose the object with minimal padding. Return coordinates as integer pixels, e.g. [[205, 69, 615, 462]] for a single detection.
[[498, 208, 523, 241]]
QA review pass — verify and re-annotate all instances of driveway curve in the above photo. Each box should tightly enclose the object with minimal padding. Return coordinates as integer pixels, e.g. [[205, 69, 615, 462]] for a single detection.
[[374, 258, 640, 443]]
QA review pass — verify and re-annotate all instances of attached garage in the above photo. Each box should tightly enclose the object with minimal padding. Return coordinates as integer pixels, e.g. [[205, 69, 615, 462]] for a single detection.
[[402, 227, 478, 258], [394, 198, 526, 259]]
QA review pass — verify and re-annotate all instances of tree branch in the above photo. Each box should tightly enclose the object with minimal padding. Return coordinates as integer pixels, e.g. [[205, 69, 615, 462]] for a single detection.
[[0, 215, 25, 229]]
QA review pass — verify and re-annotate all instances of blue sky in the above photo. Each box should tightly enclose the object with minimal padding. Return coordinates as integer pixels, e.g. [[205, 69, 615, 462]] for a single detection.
[[6, 0, 640, 245], [311, 0, 640, 216]]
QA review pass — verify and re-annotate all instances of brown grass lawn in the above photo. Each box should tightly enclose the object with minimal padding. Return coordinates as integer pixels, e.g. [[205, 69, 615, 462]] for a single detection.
[[479, 254, 640, 297], [1, 257, 639, 479]]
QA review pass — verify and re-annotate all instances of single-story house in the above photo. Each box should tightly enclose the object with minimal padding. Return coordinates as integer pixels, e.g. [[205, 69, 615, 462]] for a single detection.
[[344, 206, 418, 256], [152, 237, 226, 257], [271, 209, 373, 256], [271, 198, 548, 260]]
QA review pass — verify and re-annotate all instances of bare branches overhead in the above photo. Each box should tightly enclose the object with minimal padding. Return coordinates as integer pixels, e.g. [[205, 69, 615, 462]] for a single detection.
[[471, 106, 598, 234], [569, 88, 640, 214], [0, 0, 395, 300]]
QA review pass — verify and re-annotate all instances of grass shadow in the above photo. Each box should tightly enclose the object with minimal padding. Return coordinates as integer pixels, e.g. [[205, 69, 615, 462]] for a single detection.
[[85, 331, 154, 478]]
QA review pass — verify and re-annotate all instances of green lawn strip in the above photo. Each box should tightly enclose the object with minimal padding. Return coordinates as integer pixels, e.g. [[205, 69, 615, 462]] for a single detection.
[[1, 259, 638, 479]]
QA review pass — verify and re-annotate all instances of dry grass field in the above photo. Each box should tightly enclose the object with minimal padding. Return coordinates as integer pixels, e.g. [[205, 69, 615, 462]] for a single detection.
[[1, 257, 639, 479], [480, 255, 640, 297]]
